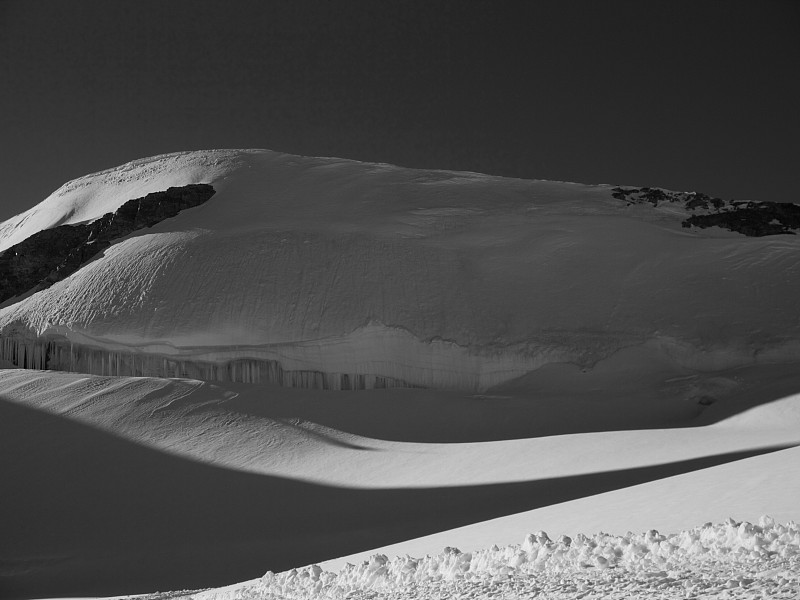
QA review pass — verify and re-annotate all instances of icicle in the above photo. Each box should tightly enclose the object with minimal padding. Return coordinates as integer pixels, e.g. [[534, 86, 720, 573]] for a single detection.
[[0, 333, 417, 391]]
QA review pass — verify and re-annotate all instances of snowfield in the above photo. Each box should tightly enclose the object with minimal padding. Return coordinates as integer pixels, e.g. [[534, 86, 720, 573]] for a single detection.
[[1, 149, 799, 598]]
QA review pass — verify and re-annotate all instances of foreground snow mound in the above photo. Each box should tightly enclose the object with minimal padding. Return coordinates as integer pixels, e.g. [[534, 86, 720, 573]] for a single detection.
[[201, 517, 800, 600], [2, 149, 800, 391]]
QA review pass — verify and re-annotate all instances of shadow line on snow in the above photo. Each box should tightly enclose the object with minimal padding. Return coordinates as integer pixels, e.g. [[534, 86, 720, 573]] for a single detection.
[[218, 365, 800, 443], [272, 416, 378, 451], [0, 397, 793, 599]]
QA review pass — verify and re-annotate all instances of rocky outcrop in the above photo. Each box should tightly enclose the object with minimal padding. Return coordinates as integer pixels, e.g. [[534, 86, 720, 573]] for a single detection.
[[0, 184, 215, 304], [611, 186, 800, 237], [682, 202, 800, 237], [611, 186, 727, 209]]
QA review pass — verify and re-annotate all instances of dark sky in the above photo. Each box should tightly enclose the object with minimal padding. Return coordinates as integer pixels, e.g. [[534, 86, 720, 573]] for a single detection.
[[1, 0, 798, 221]]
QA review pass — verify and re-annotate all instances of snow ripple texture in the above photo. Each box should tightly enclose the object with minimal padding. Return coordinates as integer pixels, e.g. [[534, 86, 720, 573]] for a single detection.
[[196, 517, 800, 599]]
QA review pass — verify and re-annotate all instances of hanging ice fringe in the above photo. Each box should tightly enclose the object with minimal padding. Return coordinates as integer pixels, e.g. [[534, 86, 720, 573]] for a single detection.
[[0, 334, 414, 390]]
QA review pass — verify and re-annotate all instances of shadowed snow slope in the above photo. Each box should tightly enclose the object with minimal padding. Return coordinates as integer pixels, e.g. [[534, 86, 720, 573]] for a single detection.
[[2, 149, 800, 390], [1, 363, 800, 596], [1, 368, 799, 489]]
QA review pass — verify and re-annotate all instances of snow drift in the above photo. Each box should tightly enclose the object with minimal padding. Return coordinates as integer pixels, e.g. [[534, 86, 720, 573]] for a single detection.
[[2, 149, 800, 391]]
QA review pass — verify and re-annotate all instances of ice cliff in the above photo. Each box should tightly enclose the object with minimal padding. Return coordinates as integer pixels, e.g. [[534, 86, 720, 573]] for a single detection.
[[1, 149, 799, 390]]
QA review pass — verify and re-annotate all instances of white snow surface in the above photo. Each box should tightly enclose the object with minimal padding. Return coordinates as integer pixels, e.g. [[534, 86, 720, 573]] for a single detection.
[[2, 149, 800, 390]]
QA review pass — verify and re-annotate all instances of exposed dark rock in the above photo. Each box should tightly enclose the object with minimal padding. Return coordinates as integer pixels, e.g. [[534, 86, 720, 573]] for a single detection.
[[682, 202, 800, 237], [610, 186, 800, 237], [611, 186, 677, 207], [0, 184, 215, 304], [611, 186, 726, 209], [610, 187, 638, 202]]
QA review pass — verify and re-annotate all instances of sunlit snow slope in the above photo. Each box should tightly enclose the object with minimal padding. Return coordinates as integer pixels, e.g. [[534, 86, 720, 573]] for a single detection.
[[2, 149, 800, 391]]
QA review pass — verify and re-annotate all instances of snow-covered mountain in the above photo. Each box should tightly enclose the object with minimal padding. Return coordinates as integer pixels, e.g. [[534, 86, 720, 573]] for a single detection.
[[2, 150, 800, 598], [1, 149, 799, 392]]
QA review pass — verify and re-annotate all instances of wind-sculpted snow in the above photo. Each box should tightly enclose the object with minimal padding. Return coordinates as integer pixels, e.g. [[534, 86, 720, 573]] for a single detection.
[[2, 149, 800, 390], [2, 367, 799, 489], [190, 518, 800, 600]]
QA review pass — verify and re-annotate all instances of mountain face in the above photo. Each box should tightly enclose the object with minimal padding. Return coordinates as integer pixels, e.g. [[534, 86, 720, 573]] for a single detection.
[[1, 149, 799, 391], [0, 184, 215, 305]]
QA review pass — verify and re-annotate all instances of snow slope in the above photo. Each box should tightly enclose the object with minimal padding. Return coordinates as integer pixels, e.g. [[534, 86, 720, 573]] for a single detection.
[[2, 150, 800, 390], [1, 368, 799, 489]]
